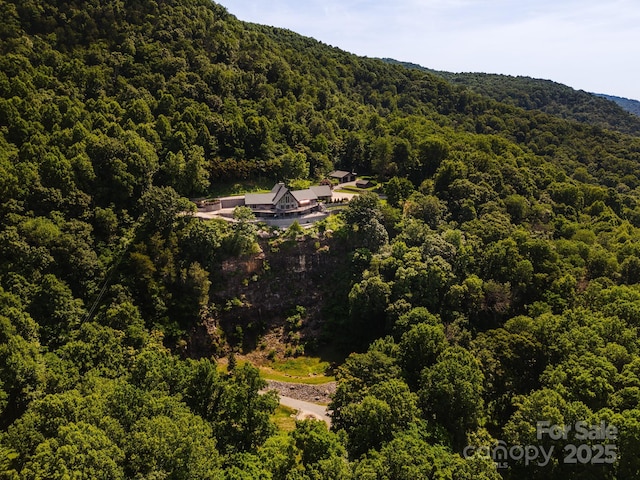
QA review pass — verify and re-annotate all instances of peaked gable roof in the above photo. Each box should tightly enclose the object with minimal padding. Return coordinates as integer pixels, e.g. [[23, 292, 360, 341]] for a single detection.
[[245, 183, 325, 208], [272, 183, 289, 204], [245, 183, 289, 206]]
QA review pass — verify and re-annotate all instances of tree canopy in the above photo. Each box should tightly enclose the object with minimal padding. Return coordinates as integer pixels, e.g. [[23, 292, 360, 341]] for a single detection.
[[2, 0, 640, 477]]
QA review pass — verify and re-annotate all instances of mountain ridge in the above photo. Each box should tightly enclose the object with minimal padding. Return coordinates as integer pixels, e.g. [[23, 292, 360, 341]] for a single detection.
[[594, 93, 640, 117], [381, 58, 640, 135]]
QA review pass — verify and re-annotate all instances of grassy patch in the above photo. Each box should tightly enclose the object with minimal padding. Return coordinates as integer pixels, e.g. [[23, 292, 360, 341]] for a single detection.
[[260, 356, 335, 384], [335, 185, 381, 194], [272, 405, 297, 432], [325, 205, 347, 212], [273, 356, 331, 376], [217, 357, 335, 384], [260, 368, 335, 384]]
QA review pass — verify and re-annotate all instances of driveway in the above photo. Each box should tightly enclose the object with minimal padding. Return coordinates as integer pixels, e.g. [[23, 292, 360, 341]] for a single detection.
[[276, 394, 331, 426], [262, 379, 334, 426], [331, 181, 360, 202]]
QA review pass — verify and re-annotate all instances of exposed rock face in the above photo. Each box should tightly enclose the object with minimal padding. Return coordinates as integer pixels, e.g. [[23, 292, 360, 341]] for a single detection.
[[221, 252, 265, 276], [188, 234, 345, 357]]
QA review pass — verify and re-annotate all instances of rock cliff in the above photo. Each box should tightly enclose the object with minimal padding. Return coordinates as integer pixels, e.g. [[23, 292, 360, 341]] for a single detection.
[[188, 233, 347, 358]]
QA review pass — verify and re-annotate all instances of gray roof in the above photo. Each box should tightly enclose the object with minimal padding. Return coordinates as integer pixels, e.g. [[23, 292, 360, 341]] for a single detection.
[[270, 183, 284, 193], [245, 183, 289, 206], [245, 192, 276, 205], [329, 170, 357, 179], [310, 185, 332, 197], [245, 183, 328, 207], [272, 183, 289, 204], [291, 188, 318, 202]]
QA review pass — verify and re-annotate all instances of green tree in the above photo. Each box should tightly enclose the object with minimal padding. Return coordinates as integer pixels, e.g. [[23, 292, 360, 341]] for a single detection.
[[339, 379, 419, 458], [181, 218, 226, 270], [471, 319, 545, 425], [611, 409, 640, 480], [28, 274, 85, 347], [393, 306, 440, 337], [258, 434, 300, 480], [99, 298, 148, 349], [541, 352, 617, 411], [416, 136, 450, 178], [174, 145, 211, 196], [502, 388, 592, 480], [354, 429, 499, 480], [384, 176, 414, 208], [434, 160, 467, 194], [183, 358, 224, 420], [279, 152, 309, 181], [403, 192, 448, 228], [620, 255, 640, 284], [126, 413, 221, 479], [57, 322, 128, 378], [340, 396, 393, 458], [398, 322, 448, 388], [226, 206, 258, 255], [342, 192, 383, 227], [291, 419, 347, 466], [139, 185, 195, 232], [213, 364, 278, 453], [20, 422, 125, 480], [222, 452, 272, 480], [0, 318, 46, 426], [419, 347, 484, 450], [0, 445, 19, 478], [360, 218, 389, 252], [348, 276, 391, 347], [330, 339, 401, 429]]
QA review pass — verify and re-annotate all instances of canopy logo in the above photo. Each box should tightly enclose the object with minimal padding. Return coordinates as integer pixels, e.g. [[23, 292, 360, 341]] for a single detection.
[[463, 421, 618, 469]]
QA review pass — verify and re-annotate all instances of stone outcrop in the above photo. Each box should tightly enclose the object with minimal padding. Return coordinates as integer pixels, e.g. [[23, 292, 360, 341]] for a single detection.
[[188, 233, 345, 358]]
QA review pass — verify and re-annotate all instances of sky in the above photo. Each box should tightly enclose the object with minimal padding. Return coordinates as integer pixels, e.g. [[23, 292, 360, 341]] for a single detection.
[[222, 0, 640, 101]]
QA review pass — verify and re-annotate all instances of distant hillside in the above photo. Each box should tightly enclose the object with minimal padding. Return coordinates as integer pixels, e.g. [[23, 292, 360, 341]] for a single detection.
[[595, 93, 640, 117], [382, 59, 640, 136]]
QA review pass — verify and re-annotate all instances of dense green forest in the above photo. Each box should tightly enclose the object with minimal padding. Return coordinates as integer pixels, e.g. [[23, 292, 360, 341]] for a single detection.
[[383, 58, 640, 136], [2, 0, 640, 478], [595, 94, 640, 118]]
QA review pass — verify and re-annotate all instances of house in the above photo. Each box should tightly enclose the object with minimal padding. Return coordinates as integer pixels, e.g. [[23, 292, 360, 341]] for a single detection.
[[244, 183, 329, 218], [328, 170, 356, 184]]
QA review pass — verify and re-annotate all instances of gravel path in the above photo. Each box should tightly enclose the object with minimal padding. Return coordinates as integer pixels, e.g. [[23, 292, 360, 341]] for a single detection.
[[265, 379, 336, 404], [264, 379, 336, 426]]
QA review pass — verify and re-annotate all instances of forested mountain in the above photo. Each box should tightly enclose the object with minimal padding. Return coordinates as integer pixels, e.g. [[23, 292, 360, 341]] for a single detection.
[[2, 0, 640, 478], [383, 58, 640, 136], [596, 93, 640, 117]]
